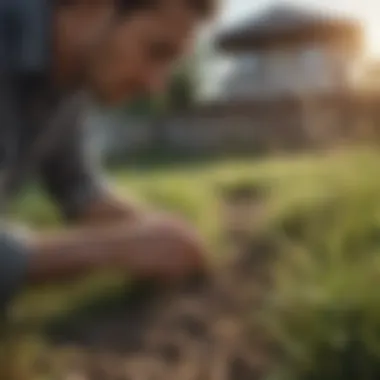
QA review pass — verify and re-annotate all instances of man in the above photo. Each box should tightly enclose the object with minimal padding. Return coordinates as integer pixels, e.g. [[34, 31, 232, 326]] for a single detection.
[[0, 0, 214, 309]]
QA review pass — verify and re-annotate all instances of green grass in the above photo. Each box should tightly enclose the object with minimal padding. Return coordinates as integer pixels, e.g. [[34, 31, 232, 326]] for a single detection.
[[8, 147, 380, 322], [7, 147, 380, 379]]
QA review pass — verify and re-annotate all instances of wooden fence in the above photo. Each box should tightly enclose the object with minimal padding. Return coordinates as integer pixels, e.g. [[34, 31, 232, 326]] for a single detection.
[[92, 92, 380, 161]]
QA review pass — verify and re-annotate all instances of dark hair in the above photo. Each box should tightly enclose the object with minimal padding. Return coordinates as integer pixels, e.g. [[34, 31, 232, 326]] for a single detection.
[[114, 0, 215, 19]]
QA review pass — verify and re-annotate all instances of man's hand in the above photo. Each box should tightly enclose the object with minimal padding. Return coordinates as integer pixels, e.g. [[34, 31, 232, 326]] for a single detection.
[[114, 214, 207, 281], [26, 213, 208, 285]]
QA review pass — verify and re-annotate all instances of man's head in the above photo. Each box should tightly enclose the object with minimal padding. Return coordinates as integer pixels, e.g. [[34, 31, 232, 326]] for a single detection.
[[53, 0, 215, 105]]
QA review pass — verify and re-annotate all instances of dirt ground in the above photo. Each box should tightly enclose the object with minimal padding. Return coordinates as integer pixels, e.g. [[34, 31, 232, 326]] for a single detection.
[[32, 239, 276, 380]]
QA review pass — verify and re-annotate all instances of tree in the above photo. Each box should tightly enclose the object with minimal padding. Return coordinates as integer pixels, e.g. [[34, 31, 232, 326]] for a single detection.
[[165, 60, 198, 111]]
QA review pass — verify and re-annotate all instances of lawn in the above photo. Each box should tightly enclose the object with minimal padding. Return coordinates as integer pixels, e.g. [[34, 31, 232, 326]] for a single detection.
[[9, 147, 380, 322], [6, 147, 380, 379]]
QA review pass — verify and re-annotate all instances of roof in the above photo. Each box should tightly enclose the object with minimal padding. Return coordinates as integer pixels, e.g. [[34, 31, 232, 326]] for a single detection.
[[216, 3, 362, 51]]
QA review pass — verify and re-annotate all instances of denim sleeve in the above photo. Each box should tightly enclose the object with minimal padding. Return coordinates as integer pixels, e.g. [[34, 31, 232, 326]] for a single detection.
[[0, 229, 28, 310], [0, 0, 50, 75]]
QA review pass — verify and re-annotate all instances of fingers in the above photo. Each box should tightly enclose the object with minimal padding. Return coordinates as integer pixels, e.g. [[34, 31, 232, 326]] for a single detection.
[[124, 214, 209, 281]]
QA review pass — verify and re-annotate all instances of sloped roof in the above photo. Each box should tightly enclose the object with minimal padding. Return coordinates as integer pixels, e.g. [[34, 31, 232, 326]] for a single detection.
[[216, 3, 362, 50]]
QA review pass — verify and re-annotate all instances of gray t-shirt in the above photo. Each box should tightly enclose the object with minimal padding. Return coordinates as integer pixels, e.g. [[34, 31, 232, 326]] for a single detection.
[[35, 94, 105, 220], [1, 88, 104, 220]]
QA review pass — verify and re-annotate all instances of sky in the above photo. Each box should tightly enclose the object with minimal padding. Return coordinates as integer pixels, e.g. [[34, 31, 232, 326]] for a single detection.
[[219, 0, 380, 55]]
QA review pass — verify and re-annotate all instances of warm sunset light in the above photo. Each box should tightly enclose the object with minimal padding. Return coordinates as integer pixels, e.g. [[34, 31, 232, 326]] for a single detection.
[[221, 0, 380, 58], [365, 26, 380, 57]]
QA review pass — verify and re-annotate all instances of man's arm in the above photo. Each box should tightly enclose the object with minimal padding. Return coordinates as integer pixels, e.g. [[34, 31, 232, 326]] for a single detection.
[[0, 120, 206, 308], [31, 109, 207, 284], [38, 112, 139, 226], [0, 215, 206, 310], [27, 215, 206, 284]]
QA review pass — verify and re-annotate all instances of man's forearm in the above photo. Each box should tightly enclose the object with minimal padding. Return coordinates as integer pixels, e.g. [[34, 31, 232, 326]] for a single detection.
[[26, 215, 206, 285], [26, 227, 118, 284], [0, 214, 206, 309]]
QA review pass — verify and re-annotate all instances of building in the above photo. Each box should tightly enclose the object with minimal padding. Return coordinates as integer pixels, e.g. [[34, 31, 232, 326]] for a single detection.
[[94, 4, 380, 160], [215, 3, 364, 100]]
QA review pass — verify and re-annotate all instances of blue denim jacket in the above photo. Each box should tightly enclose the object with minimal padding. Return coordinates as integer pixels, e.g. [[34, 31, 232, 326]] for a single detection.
[[0, 0, 50, 74]]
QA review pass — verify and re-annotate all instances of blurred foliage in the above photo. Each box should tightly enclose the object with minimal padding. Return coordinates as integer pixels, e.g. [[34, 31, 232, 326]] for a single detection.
[[7, 147, 380, 379], [121, 56, 199, 118], [164, 60, 199, 111]]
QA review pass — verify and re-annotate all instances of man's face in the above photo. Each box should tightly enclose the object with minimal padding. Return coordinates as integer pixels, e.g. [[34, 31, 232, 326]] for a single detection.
[[86, 6, 199, 105]]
